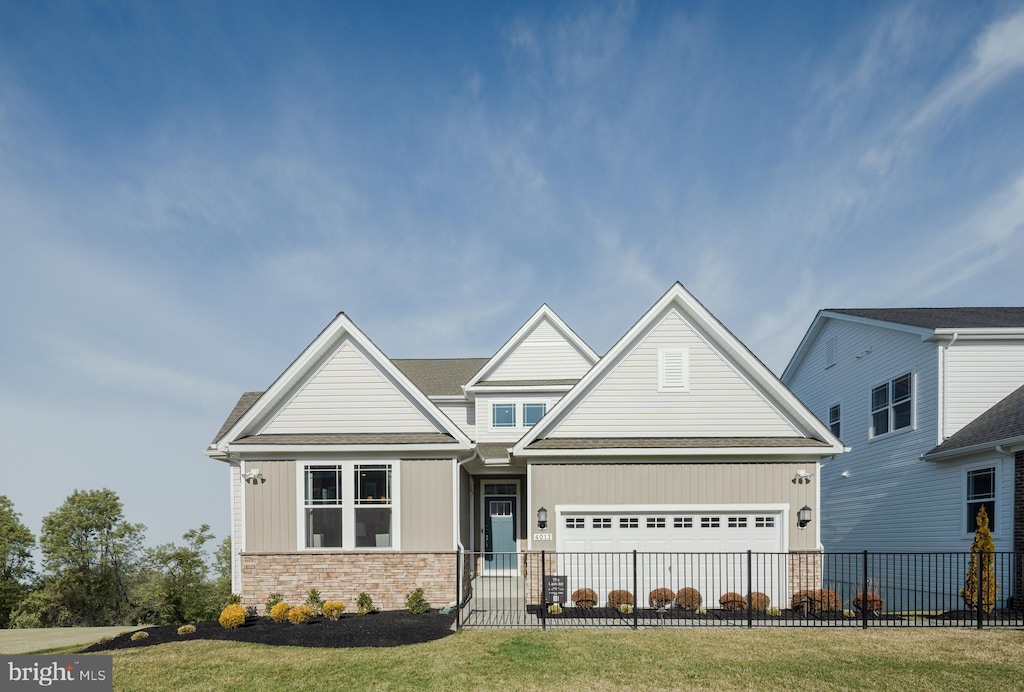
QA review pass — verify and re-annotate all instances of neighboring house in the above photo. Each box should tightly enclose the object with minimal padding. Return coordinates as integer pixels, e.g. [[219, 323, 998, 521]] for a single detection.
[[206, 283, 843, 610], [782, 308, 1024, 565]]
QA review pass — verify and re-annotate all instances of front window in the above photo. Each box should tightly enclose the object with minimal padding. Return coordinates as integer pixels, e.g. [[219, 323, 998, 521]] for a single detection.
[[523, 403, 547, 426], [492, 403, 516, 427], [304, 463, 394, 549], [354, 465, 392, 548], [305, 465, 343, 548], [966, 467, 995, 533], [870, 373, 912, 437]]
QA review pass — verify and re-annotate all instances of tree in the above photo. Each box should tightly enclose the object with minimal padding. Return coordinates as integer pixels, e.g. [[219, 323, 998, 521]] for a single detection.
[[146, 525, 221, 624], [0, 495, 36, 628], [39, 489, 145, 626], [212, 535, 232, 607], [962, 505, 998, 614]]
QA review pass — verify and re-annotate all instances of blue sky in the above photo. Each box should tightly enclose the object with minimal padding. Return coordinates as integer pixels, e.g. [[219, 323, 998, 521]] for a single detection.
[[2, 1, 1023, 553]]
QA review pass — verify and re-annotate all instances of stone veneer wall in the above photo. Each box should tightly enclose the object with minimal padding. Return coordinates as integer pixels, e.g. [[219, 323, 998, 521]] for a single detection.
[[788, 551, 823, 605], [241, 552, 460, 612]]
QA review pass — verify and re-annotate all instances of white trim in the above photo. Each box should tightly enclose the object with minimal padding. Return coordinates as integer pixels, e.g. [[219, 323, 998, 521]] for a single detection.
[[516, 446, 838, 458], [227, 443, 467, 454], [232, 460, 243, 595], [452, 457, 460, 551], [868, 370, 916, 440], [924, 434, 1024, 461], [466, 384, 575, 393], [479, 478, 522, 576]]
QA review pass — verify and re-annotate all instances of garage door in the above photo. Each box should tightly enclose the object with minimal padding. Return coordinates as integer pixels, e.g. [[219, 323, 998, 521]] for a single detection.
[[556, 510, 786, 609]]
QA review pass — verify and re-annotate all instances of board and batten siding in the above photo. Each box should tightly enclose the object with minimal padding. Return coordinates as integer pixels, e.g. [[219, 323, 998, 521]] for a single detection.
[[474, 393, 566, 442], [785, 317, 949, 551], [485, 318, 593, 382], [549, 308, 798, 438], [244, 460, 297, 552], [400, 459, 454, 551], [261, 337, 436, 435], [944, 340, 1024, 438], [529, 462, 819, 552]]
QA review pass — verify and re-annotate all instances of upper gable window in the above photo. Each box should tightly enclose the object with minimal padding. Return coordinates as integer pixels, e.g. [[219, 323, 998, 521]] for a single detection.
[[658, 348, 689, 392], [870, 373, 913, 437], [492, 404, 516, 428], [523, 403, 547, 426]]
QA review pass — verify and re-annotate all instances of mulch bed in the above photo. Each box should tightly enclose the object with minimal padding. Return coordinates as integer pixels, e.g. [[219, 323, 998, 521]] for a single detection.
[[537, 606, 904, 621], [82, 610, 456, 651]]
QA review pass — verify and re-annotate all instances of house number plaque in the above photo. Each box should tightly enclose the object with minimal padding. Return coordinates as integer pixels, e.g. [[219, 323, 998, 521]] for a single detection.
[[532, 532, 552, 541]]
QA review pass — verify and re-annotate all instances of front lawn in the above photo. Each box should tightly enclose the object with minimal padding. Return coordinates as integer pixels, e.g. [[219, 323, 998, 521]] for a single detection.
[[104, 628, 1024, 690]]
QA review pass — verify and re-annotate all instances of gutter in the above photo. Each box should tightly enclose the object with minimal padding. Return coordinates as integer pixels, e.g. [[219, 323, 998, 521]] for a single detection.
[[922, 434, 1024, 461]]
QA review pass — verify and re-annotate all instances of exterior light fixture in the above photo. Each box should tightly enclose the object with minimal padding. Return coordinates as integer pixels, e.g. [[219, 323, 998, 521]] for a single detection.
[[243, 468, 264, 483], [537, 507, 548, 529], [797, 505, 812, 529]]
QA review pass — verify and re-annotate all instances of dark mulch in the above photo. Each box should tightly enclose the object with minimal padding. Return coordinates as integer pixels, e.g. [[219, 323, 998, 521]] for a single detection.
[[538, 606, 905, 622], [931, 609, 1018, 621], [82, 610, 456, 651]]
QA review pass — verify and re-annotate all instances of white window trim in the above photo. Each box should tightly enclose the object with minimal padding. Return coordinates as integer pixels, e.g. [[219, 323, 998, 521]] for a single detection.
[[479, 478, 521, 576], [491, 403, 517, 428], [868, 371, 915, 441], [962, 460, 1001, 540], [657, 347, 690, 392], [295, 461, 402, 551], [490, 401, 549, 429], [828, 402, 841, 439]]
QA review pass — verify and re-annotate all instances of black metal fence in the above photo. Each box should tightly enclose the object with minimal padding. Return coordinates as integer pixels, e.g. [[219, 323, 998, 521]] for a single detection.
[[456, 550, 1024, 629]]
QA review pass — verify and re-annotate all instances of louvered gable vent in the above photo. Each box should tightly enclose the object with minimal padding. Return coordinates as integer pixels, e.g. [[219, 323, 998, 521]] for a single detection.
[[825, 336, 837, 369], [658, 348, 689, 392]]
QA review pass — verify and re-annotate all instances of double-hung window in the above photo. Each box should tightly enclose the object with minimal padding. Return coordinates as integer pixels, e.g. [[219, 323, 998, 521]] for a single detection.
[[303, 463, 394, 549], [870, 373, 912, 437], [829, 404, 841, 438], [966, 467, 995, 533]]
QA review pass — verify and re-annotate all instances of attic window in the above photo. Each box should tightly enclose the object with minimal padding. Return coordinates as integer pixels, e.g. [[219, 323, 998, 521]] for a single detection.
[[825, 336, 837, 369], [658, 348, 689, 392]]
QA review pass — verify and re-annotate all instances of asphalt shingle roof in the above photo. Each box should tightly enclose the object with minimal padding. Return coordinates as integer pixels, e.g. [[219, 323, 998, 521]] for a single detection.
[[527, 437, 828, 450], [391, 358, 488, 396], [476, 379, 579, 387], [925, 384, 1024, 456], [211, 391, 263, 444], [828, 308, 1024, 330]]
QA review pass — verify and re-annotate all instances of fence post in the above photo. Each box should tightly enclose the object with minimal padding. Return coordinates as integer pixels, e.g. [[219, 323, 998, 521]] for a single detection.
[[632, 550, 638, 630], [746, 550, 753, 629], [541, 550, 547, 631], [862, 550, 868, 630], [977, 552, 984, 631], [455, 549, 461, 631]]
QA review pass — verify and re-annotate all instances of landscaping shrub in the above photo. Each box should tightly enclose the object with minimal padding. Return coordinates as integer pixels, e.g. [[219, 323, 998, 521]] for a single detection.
[[177, 624, 196, 636], [547, 603, 563, 616], [618, 603, 634, 615], [962, 506, 998, 614], [264, 592, 284, 615], [766, 606, 781, 616], [287, 604, 313, 624], [304, 588, 324, 616], [607, 590, 634, 607], [749, 592, 770, 612], [218, 603, 247, 629], [130, 631, 149, 642], [790, 590, 813, 610], [675, 587, 703, 611], [571, 588, 598, 609], [356, 593, 375, 615], [648, 588, 675, 608], [405, 588, 430, 614], [853, 592, 884, 614], [719, 592, 746, 612], [323, 601, 346, 620], [269, 602, 292, 623], [813, 589, 841, 613], [226, 593, 242, 605]]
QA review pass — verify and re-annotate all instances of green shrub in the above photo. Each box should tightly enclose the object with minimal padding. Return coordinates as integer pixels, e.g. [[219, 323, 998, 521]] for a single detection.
[[962, 506, 998, 613], [766, 606, 781, 616], [618, 603, 634, 614], [749, 592, 770, 612], [96, 636, 113, 644], [304, 588, 324, 616], [130, 631, 149, 642], [719, 592, 746, 612], [853, 592, 884, 614], [177, 624, 196, 636], [547, 603, 563, 616], [405, 588, 430, 614], [675, 587, 703, 611], [648, 588, 675, 608], [607, 590, 634, 607], [269, 602, 292, 622], [218, 603, 247, 629], [264, 592, 284, 616], [323, 601, 346, 620], [226, 593, 242, 605], [571, 588, 597, 609], [356, 593, 375, 615], [288, 604, 313, 624]]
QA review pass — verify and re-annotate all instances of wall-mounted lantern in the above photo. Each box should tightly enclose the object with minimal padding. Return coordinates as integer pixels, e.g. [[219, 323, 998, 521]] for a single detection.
[[537, 507, 548, 530], [797, 505, 812, 529]]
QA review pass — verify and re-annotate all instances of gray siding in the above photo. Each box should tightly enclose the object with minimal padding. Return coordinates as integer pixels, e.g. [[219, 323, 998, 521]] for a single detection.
[[530, 462, 819, 551], [244, 460, 297, 552], [400, 459, 454, 551]]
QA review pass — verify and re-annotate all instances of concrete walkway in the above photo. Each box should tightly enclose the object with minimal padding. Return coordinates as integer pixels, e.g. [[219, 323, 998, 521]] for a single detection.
[[0, 626, 149, 654]]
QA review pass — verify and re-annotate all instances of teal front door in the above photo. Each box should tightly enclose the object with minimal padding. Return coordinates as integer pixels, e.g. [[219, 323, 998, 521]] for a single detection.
[[484, 497, 516, 572]]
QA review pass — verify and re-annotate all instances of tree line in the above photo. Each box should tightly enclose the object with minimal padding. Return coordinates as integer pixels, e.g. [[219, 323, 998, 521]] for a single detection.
[[0, 490, 231, 628]]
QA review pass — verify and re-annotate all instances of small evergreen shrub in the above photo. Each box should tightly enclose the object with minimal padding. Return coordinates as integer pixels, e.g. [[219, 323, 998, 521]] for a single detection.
[[226, 593, 242, 605], [571, 588, 598, 609], [265, 592, 284, 615], [749, 592, 771, 612], [766, 606, 781, 616], [304, 588, 325, 616], [406, 588, 430, 614], [288, 605, 313, 624], [97, 636, 113, 644], [131, 631, 149, 642], [648, 588, 675, 608], [607, 590, 634, 607], [962, 506, 998, 613], [719, 592, 746, 612], [323, 601, 346, 620], [219, 603, 247, 629], [547, 603, 563, 616], [675, 587, 703, 611], [853, 592, 884, 614], [356, 592, 376, 615], [269, 602, 292, 622], [618, 603, 634, 615], [813, 589, 841, 613], [177, 625, 196, 636]]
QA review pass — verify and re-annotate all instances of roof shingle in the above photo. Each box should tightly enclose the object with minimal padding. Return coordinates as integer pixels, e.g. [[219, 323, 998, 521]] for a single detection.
[[391, 358, 488, 396], [829, 307, 1024, 330], [925, 384, 1024, 456], [527, 437, 828, 450]]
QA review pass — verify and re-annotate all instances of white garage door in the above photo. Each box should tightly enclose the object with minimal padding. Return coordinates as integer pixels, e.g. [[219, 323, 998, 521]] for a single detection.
[[556, 510, 786, 609]]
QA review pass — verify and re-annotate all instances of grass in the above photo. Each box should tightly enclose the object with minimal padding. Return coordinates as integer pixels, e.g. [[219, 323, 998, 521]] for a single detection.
[[98, 627, 1024, 691]]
